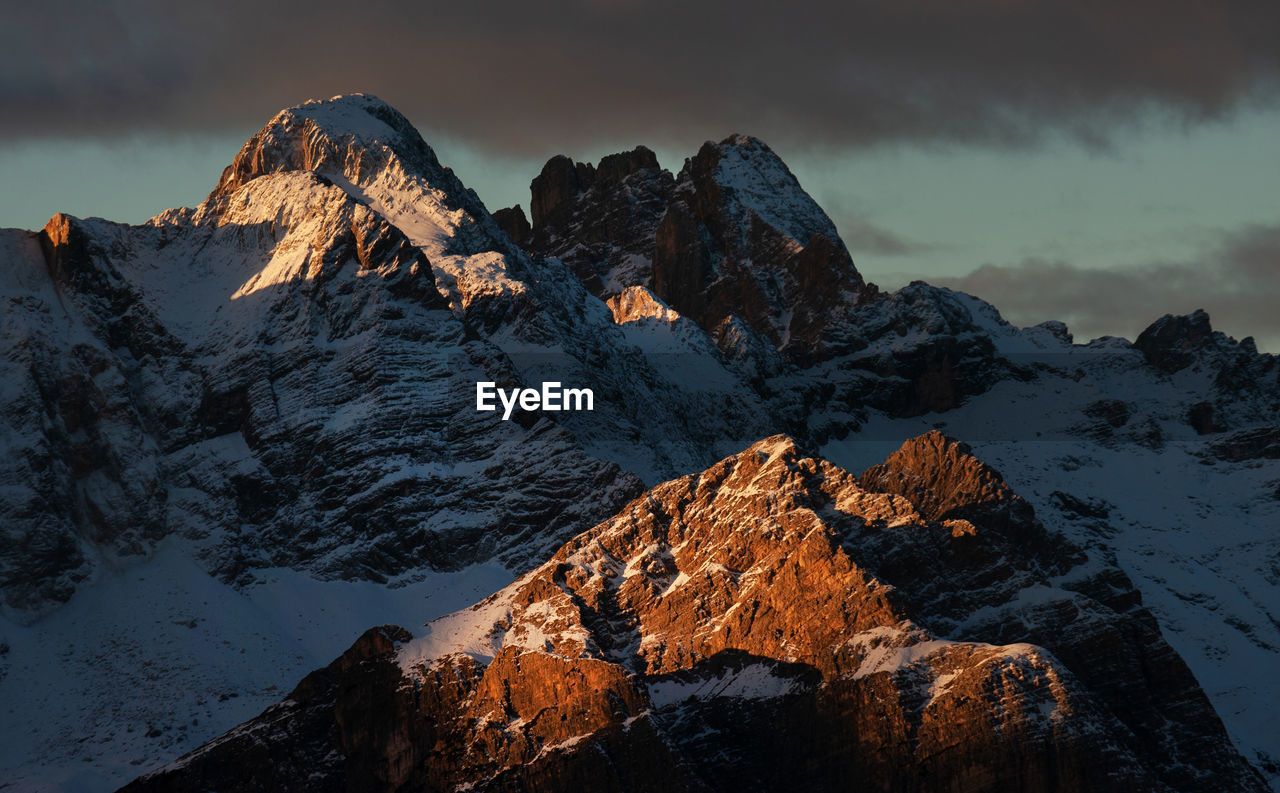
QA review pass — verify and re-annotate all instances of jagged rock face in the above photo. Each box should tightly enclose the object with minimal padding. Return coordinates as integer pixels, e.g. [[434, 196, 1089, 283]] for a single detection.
[[858, 430, 1032, 526], [1135, 308, 1279, 390], [198, 93, 541, 338], [491, 205, 531, 247], [127, 435, 1264, 793], [0, 227, 169, 612], [789, 283, 1034, 422], [513, 137, 1017, 416], [605, 285, 681, 324], [522, 135, 868, 365], [1134, 309, 1280, 432], [1136, 309, 1219, 374], [208, 93, 505, 256], [524, 146, 674, 295], [651, 136, 869, 363]]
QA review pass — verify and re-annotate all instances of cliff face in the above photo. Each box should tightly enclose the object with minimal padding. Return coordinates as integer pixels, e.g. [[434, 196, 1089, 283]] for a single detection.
[[520, 145, 674, 296], [645, 136, 868, 360], [125, 435, 1265, 793], [520, 135, 869, 365], [858, 430, 1031, 524]]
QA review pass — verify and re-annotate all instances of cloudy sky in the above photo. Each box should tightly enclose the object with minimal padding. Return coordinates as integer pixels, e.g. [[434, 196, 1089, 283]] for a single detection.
[[3, 0, 1278, 349]]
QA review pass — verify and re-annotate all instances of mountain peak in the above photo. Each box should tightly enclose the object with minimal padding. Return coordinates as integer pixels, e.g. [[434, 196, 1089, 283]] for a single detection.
[[1134, 308, 1217, 373], [278, 93, 418, 142], [647, 133, 867, 358], [287, 92, 410, 128], [858, 430, 1031, 526], [207, 94, 507, 259], [528, 146, 668, 233], [210, 93, 433, 200], [683, 133, 844, 252], [509, 131, 868, 360], [717, 132, 765, 147]]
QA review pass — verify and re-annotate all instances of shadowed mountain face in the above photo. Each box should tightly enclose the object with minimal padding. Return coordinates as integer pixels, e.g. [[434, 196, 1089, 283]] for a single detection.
[[517, 135, 869, 364], [1, 94, 1278, 792], [123, 435, 1264, 793]]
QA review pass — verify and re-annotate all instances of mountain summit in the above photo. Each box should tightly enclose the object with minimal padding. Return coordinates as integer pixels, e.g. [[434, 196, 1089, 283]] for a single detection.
[[210, 93, 505, 256], [513, 132, 869, 363]]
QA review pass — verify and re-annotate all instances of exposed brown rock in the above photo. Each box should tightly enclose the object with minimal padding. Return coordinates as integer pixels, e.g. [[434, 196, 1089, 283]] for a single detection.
[[858, 430, 1028, 524], [126, 434, 1264, 793], [649, 136, 868, 363], [605, 285, 680, 324], [529, 155, 588, 232], [1135, 309, 1216, 374], [526, 146, 673, 295], [492, 205, 531, 246], [517, 135, 871, 365]]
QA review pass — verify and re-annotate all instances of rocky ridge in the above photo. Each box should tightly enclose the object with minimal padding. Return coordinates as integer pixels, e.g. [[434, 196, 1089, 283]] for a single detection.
[[516, 135, 870, 363], [510, 139, 1052, 418], [126, 434, 1264, 793]]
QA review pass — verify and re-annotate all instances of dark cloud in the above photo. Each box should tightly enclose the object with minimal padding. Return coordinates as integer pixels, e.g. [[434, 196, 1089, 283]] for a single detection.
[[840, 216, 933, 257], [3, 1, 1278, 153], [935, 223, 1280, 351]]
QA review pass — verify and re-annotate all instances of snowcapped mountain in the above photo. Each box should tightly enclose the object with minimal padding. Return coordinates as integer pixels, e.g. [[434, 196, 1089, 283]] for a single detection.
[[1, 93, 1277, 791]]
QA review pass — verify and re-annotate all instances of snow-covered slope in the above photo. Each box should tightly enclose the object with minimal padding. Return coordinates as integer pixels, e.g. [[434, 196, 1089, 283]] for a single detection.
[[0, 538, 510, 791]]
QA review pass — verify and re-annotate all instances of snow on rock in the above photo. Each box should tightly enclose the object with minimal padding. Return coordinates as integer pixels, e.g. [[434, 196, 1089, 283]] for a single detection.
[[704, 134, 843, 252], [605, 285, 681, 325]]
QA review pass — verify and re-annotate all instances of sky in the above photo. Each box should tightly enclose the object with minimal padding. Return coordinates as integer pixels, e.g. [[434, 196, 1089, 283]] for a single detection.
[[2, 0, 1278, 349]]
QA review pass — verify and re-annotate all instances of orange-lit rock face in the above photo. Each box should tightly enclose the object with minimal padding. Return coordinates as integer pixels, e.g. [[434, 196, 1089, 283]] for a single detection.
[[126, 434, 1266, 793], [511, 436, 907, 679], [858, 430, 1023, 521], [605, 285, 681, 324], [380, 435, 1139, 792]]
